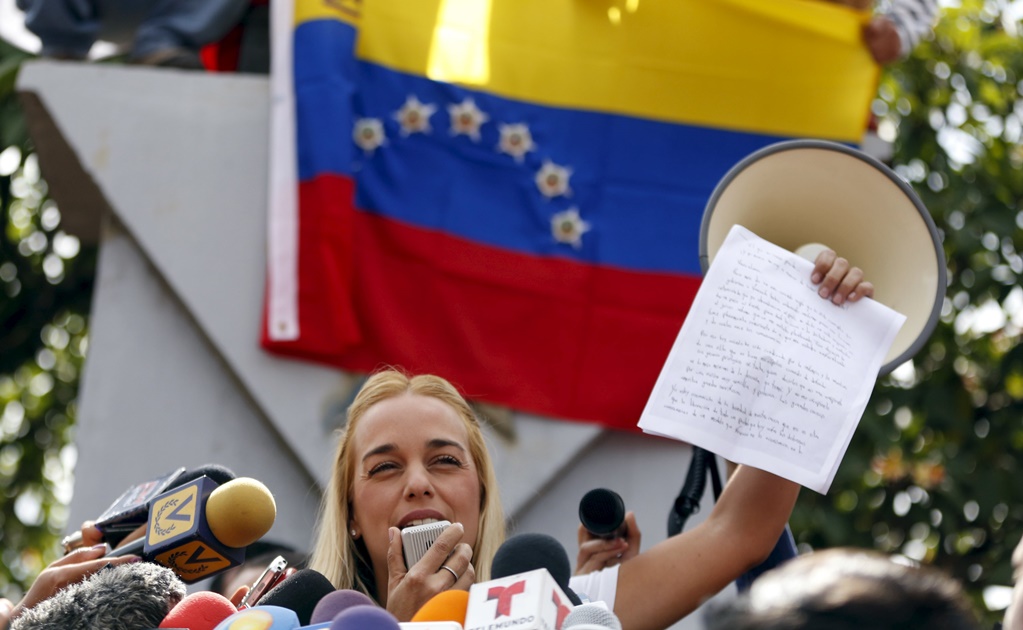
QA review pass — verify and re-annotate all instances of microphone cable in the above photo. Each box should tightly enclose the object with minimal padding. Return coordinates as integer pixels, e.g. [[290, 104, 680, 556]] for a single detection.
[[667, 446, 723, 537]]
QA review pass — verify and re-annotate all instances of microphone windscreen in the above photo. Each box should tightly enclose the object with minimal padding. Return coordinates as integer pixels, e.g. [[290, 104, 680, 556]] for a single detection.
[[13, 562, 186, 630], [491, 533, 582, 606], [410, 590, 469, 624], [212, 605, 299, 629], [159, 591, 236, 630], [578, 489, 625, 537], [330, 605, 400, 630], [205, 477, 277, 548], [562, 603, 623, 630], [173, 464, 236, 488], [259, 569, 335, 625], [310, 590, 376, 625]]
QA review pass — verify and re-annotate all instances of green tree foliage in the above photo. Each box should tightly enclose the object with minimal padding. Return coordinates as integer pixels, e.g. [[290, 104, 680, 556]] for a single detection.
[[0, 38, 96, 599], [791, 1, 1023, 623]]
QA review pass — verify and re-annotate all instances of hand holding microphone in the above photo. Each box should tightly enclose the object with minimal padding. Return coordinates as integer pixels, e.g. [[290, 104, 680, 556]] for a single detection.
[[385, 522, 474, 622], [576, 489, 642, 575]]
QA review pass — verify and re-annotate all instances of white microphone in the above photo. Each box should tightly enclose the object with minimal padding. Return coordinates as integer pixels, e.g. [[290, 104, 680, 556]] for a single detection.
[[463, 568, 575, 630], [561, 603, 622, 630]]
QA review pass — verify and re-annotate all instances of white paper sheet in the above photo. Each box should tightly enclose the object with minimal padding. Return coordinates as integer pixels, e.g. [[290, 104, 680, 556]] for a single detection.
[[638, 225, 906, 493]]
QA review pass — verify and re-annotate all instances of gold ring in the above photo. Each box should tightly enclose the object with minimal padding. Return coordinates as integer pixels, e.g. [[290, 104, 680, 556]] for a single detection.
[[439, 564, 458, 584]]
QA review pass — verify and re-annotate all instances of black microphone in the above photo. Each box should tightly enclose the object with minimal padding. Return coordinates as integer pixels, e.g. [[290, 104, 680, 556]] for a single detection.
[[11, 562, 186, 630], [257, 568, 336, 625], [62, 464, 236, 552], [491, 533, 583, 606], [108, 476, 276, 584], [579, 488, 627, 539]]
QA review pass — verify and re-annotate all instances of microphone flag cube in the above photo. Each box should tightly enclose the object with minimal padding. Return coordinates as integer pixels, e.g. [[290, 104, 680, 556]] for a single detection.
[[464, 569, 573, 630], [144, 476, 244, 583]]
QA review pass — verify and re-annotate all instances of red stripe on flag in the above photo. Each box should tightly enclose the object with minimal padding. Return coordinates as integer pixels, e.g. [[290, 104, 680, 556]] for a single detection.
[[265, 174, 701, 430]]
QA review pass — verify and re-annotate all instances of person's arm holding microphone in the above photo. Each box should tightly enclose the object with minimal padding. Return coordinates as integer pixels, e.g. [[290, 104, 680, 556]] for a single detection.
[[5, 544, 141, 624]]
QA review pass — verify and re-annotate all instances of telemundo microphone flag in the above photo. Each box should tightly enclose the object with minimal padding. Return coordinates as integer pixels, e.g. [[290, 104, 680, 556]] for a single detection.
[[263, 0, 878, 430]]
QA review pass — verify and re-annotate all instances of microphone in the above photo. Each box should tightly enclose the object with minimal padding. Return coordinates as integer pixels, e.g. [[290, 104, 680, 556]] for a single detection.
[[310, 590, 376, 625], [410, 590, 469, 625], [331, 605, 401, 630], [109, 476, 276, 583], [211, 605, 299, 630], [158, 591, 237, 630], [561, 603, 623, 630], [578, 489, 627, 539], [258, 569, 336, 625], [12, 562, 186, 630], [491, 533, 583, 606], [463, 566, 574, 630], [62, 464, 236, 552]]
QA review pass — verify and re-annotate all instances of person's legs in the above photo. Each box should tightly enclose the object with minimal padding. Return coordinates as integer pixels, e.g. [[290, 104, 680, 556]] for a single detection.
[[129, 0, 251, 65], [18, 0, 99, 59]]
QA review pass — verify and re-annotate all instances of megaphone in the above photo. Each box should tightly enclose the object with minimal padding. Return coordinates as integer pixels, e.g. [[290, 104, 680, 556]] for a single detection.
[[700, 139, 946, 376]]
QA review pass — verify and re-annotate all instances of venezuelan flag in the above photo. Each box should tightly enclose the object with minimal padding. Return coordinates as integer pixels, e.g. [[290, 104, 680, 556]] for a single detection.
[[264, 0, 877, 430]]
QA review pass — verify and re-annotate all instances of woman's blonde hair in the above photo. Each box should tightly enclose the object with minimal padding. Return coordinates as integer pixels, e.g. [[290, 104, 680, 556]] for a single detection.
[[308, 369, 505, 598]]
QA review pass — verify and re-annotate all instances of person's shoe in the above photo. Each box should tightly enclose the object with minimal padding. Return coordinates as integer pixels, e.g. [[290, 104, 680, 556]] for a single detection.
[[129, 47, 204, 70]]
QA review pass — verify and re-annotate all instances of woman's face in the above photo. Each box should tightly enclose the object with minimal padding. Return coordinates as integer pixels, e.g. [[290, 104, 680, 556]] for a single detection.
[[349, 393, 482, 575]]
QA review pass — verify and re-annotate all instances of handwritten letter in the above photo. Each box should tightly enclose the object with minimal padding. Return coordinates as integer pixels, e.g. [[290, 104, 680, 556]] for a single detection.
[[638, 226, 906, 493]]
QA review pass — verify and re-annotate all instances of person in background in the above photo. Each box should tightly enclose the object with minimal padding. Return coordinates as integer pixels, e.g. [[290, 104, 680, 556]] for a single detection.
[[15, 0, 251, 69], [864, 0, 939, 65], [702, 547, 980, 630]]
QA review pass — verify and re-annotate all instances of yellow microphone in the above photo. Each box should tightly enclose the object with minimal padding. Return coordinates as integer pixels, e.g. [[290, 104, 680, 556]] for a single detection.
[[110, 476, 276, 583]]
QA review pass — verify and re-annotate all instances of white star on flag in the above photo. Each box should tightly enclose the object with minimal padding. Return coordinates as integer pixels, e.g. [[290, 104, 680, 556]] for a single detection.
[[353, 118, 386, 153], [448, 98, 489, 141], [535, 160, 573, 198], [551, 207, 591, 249], [497, 123, 536, 162], [394, 95, 437, 136]]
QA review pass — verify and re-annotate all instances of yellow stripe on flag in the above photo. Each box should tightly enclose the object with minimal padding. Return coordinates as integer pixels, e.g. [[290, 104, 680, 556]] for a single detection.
[[295, 0, 360, 28], [356, 0, 877, 142]]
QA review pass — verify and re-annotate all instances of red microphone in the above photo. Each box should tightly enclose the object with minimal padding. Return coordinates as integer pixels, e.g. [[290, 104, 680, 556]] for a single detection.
[[159, 591, 237, 630]]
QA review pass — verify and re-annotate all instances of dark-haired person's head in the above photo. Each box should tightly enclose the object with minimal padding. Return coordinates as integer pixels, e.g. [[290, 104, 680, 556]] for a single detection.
[[705, 548, 980, 630]]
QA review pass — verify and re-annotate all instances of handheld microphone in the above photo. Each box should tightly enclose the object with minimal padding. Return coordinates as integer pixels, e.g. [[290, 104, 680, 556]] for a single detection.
[[211, 605, 299, 630], [258, 569, 336, 625], [331, 605, 401, 630], [578, 489, 627, 539], [63, 464, 236, 552], [12, 562, 186, 630], [109, 476, 276, 583], [410, 590, 469, 625], [491, 533, 582, 606], [159, 591, 237, 630], [310, 590, 376, 625], [561, 603, 622, 630]]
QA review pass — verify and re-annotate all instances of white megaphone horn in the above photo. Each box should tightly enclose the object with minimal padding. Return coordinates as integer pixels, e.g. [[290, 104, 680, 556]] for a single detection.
[[700, 140, 947, 376]]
